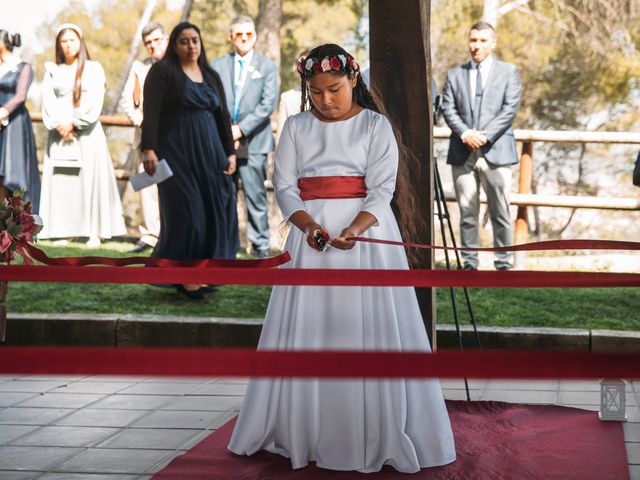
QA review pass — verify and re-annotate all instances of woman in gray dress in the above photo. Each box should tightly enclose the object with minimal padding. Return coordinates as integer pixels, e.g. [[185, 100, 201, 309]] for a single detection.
[[39, 23, 125, 247]]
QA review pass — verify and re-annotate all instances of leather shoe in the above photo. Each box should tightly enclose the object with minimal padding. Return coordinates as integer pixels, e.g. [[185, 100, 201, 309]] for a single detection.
[[176, 284, 205, 300], [255, 250, 269, 260], [129, 240, 151, 254], [200, 285, 218, 293], [462, 264, 478, 271], [496, 264, 513, 271]]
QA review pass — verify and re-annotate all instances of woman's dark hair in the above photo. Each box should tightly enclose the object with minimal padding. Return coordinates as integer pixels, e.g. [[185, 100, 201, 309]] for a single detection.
[[0, 30, 21, 51], [299, 44, 424, 263], [55, 28, 90, 107], [160, 22, 219, 97]]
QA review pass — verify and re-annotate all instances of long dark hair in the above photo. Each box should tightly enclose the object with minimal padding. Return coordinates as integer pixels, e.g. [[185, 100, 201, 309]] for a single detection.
[[299, 44, 423, 263], [160, 22, 219, 95], [0, 30, 21, 52], [55, 28, 90, 107]]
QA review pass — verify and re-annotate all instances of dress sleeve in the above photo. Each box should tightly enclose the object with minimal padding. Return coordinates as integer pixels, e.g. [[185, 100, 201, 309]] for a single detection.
[[41, 63, 62, 130], [120, 61, 143, 126], [360, 115, 399, 225], [272, 117, 306, 222], [1, 63, 33, 114], [72, 61, 105, 130], [140, 62, 166, 152]]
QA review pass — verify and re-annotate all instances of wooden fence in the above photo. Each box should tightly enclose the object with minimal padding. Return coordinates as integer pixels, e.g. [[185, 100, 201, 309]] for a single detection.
[[30, 113, 640, 246]]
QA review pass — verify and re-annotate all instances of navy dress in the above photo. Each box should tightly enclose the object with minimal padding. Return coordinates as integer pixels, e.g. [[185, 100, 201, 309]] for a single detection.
[[152, 76, 239, 261], [0, 62, 41, 212]]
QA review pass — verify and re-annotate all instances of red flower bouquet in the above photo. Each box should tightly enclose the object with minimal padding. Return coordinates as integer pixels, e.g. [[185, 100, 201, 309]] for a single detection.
[[311, 227, 330, 252], [0, 190, 42, 264]]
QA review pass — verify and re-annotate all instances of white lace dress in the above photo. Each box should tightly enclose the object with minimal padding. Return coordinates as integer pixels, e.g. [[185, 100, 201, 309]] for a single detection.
[[228, 109, 456, 473]]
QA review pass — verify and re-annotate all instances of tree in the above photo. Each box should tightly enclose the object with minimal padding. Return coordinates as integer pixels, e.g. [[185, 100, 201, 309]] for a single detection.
[[431, 0, 640, 238], [255, 0, 282, 65]]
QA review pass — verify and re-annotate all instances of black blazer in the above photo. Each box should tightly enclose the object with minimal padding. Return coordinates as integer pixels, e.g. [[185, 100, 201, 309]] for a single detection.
[[140, 60, 235, 157]]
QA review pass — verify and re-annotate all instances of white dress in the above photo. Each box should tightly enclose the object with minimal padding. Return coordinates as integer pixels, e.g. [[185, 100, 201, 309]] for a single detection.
[[228, 109, 456, 473], [39, 60, 126, 240]]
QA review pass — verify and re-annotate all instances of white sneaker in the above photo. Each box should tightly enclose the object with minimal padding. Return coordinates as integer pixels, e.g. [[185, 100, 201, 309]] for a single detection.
[[86, 237, 101, 248]]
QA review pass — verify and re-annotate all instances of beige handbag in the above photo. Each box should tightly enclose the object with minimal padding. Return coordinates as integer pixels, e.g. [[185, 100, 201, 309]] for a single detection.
[[49, 137, 82, 169]]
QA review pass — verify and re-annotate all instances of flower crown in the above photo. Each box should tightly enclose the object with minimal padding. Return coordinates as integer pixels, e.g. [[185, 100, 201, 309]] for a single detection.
[[297, 53, 360, 79]]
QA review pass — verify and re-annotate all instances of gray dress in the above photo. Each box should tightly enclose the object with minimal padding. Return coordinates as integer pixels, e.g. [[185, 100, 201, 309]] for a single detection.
[[39, 60, 125, 239]]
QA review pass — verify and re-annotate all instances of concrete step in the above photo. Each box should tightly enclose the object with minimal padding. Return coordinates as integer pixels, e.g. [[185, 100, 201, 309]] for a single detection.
[[3, 313, 640, 351]]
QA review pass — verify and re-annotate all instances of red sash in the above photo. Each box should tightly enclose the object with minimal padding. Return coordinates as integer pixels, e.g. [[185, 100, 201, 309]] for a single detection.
[[298, 176, 367, 201]]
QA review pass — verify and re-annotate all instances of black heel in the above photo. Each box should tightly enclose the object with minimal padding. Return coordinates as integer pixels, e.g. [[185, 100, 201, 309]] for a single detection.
[[176, 284, 205, 300]]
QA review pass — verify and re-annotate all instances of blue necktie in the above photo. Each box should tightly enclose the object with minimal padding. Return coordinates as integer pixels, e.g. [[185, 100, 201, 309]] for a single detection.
[[473, 64, 483, 129], [232, 58, 244, 122]]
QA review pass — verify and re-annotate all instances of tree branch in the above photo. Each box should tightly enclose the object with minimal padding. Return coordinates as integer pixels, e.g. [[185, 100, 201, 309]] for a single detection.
[[498, 0, 529, 16]]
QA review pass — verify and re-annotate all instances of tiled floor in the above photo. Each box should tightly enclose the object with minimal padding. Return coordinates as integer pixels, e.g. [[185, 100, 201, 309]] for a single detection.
[[0, 375, 637, 479]]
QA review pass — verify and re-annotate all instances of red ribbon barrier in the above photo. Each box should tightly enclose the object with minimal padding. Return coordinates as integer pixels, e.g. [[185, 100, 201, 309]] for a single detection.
[[22, 243, 291, 268], [1, 264, 639, 287], [350, 237, 640, 252], [1, 347, 639, 379]]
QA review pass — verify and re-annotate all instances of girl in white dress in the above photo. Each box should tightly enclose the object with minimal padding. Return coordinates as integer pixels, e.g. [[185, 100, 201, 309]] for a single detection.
[[39, 24, 125, 246], [228, 44, 456, 473]]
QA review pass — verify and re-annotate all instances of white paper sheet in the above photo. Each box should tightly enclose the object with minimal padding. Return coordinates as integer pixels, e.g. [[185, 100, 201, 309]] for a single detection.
[[130, 159, 173, 192]]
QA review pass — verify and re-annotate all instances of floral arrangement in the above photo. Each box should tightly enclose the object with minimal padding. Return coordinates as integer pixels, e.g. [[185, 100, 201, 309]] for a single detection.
[[0, 190, 42, 263], [297, 53, 360, 79], [311, 227, 330, 252]]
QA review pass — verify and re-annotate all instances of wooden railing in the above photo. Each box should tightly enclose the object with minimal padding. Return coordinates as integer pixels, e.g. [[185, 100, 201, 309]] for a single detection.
[[433, 127, 640, 245], [30, 113, 640, 243]]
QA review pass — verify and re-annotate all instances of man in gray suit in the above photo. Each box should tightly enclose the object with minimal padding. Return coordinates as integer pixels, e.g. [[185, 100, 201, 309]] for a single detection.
[[442, 21, 521, 270], [211, 16, 278, 259]]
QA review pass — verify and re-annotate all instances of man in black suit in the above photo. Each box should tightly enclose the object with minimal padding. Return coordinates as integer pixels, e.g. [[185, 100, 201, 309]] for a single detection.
[[442, 21, 521, 270]]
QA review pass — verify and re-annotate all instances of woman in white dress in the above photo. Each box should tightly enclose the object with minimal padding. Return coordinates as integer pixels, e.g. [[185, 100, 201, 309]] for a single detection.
[[39, 23, 125, 246], [228, 44, 456, 473]]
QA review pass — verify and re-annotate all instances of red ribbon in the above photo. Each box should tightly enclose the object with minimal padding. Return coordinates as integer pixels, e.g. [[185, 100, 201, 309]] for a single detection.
[[1, 264, 639, 288], [1, 347, 639, 379], [21, 243, 291, 268], [350, 237, 640, 253]]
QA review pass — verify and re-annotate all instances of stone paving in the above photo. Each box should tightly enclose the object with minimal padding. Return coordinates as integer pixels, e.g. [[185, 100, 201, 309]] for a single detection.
[[0, 375, 638, 479]]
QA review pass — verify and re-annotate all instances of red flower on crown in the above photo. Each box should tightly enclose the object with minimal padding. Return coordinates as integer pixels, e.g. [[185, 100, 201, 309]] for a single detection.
[[329, 57, 341, 70]]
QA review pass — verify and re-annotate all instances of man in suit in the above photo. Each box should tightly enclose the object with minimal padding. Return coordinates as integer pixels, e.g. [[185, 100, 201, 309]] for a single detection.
[[442, 21, 521, 270], [211, 15, 278, 259], [120, 22, 167, 253]]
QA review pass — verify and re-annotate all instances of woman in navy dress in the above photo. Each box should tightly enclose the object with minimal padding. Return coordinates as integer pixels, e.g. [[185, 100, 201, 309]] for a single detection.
[[141, 23, 239, 299], [0, 30, 40, 210]]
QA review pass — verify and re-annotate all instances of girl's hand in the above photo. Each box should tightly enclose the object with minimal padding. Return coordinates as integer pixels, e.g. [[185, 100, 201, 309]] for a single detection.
[[142, 149, 159, 175], [304, 223, 329, 251], [330, 226, 360, 250], [224, 154, 237, 175]]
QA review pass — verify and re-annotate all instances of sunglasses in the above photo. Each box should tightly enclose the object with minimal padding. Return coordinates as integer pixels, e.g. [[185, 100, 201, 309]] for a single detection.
[[232, 31, 254, 40]]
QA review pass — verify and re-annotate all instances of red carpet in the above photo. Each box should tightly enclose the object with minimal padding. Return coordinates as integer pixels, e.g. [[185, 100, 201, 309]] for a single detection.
[[152, 401, 629, 480]]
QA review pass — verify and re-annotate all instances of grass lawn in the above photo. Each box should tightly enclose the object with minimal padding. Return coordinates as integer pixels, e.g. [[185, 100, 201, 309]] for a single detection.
[[6, 240, 640, 331]]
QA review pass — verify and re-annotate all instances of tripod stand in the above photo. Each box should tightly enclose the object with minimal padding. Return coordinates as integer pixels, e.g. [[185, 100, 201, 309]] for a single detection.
[[432, 103, 482, 401]]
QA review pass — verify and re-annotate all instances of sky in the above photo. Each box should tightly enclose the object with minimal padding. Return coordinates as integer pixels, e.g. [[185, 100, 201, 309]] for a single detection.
[[9, 0, 186, 55]]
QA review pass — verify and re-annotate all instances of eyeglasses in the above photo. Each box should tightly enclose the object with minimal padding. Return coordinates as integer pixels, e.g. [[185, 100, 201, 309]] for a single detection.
[[232, 31, 254, 40], [144, 37, 165, 46]]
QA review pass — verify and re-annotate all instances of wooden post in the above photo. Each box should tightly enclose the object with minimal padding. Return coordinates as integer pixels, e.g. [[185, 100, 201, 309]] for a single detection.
[[369, 0, 435, 345], [514, 141, 533, 268]]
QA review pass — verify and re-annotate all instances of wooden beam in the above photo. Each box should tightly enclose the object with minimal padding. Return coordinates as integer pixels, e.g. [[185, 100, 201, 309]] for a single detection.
[[369, 0, 435, 346]]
